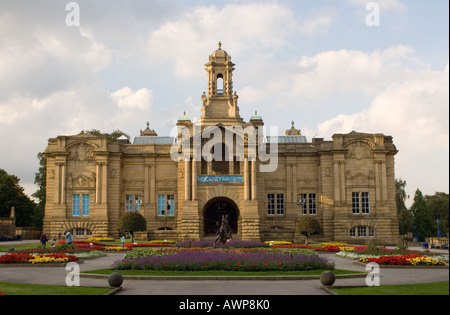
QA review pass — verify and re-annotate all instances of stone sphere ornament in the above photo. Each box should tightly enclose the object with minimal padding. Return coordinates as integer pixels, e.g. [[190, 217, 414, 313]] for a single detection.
[[108, 272, 123, 288], [320, 271, 336, 287]]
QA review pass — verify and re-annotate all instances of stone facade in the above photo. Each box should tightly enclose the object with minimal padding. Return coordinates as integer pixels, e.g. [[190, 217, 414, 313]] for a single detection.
[[43, 44, 400, 244]]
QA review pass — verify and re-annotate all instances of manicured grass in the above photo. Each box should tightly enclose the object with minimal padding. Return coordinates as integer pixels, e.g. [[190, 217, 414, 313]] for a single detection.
[[0, 243, 42, 252], [83, 268, 364, 277], [331, 281, 449, 295], [0, 281, 112, 295]]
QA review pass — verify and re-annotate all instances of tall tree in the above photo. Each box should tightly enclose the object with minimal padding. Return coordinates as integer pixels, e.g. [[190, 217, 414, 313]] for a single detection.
[[410, 189, 434, 241], [32, 152, 47, 228], [0, 169, 38, 226], [425, 192, 449, 236], [395, 179, 413, 235]]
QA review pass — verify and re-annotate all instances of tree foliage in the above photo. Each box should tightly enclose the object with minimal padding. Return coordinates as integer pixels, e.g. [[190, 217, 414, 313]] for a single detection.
[[117, 212, 147, 242], [396, 179, 413, 235], [425, 192, 449, 236], [78, 129, 130, 143], [296, 216, 322, 245], [0, 169, 38, 226], [411, 189, 434, 241]]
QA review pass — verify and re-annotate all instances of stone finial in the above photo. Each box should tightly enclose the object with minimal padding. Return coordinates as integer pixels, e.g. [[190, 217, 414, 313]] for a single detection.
[[218, 41, 222, 50], [286, 121, 301, 136]]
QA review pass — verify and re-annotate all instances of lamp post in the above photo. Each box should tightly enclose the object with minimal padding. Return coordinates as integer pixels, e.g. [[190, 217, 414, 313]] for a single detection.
[[293, 197, 307, 208]]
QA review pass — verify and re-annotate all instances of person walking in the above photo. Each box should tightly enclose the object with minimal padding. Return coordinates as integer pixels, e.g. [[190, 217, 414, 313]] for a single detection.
[[40, 232, 48, 247], [65, 231, 73, 245]]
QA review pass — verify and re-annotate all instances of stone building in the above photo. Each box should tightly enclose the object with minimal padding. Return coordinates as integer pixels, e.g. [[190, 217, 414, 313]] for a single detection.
[[43, 44, 400, 244]]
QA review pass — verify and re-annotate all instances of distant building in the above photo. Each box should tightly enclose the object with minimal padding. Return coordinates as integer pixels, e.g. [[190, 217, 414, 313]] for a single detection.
[[43, 44, 400, 244]]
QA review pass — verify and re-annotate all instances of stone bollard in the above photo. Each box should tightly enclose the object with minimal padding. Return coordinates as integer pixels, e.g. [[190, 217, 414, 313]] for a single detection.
[[108, 272, 123, 288], [320, 271, 336, 287]]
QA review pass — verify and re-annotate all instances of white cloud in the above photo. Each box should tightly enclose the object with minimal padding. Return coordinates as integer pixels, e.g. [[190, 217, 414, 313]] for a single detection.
[[111, 87, 153, 111], [146, 3, 296, 78], [317, 63, 449, 198]]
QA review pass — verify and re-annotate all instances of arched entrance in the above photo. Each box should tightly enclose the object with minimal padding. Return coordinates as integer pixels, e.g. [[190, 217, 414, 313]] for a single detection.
[[203, 197, 239, 236]]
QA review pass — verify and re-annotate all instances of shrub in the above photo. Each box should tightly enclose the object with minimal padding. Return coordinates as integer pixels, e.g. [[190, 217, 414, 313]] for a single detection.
[[117, 212, 147, 242]]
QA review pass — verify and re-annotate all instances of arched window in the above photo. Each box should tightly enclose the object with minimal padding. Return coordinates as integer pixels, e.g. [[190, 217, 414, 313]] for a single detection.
[[217, 73, 224, 95]]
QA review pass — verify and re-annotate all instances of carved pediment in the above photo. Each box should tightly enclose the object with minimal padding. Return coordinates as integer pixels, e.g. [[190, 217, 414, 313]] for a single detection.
[[345, 141, 374, 160], [67, 142, 96, 161], [68, 173, 96, 188]]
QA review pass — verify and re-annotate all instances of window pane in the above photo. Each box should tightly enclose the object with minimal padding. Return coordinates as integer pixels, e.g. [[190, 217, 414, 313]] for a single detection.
[[352, 192, 360, 214], [277, 194, 284, 215], [72, 194, 80, 216], [158, 195, 165, 216], [125, 195, 133, 212], [301, 194, 307, 215], [309, 194, 317, 215], [267, 194, 275, 215], [167, 195, 175, 216], [362, 192, 370, 214], [82, 194, 90, 216], [135, 195, 141, 212]]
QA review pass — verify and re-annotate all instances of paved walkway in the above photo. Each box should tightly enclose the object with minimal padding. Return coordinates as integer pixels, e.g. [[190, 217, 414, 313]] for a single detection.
[[0, 242, 448, 295]]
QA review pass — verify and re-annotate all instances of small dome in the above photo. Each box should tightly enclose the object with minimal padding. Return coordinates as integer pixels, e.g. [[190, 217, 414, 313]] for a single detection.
[[250, 111, 263, 121], [211, 42, 229, 60], [178, 111, 191, 122]]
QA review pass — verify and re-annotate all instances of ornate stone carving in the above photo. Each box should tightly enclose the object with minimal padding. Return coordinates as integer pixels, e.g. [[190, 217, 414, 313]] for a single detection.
[[346, 141, 373, 160]]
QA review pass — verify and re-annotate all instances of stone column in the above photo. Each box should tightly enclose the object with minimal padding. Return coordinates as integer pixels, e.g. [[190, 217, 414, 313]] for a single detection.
[[101, 162, 108, 204], [286, 163, 292, 203], [192, 159, 197, 201], [150, 164, 156, 205], [381, 161, 388, 201], [60, 163, 66, 205], [144, 164, 150, 204], [54, 163, 61, 204], [96, 163, 101, 204], [184, 159, 191, 201], [292, 163, 297, 202], [251, 160, 257, 200], [244, 156, 249, 200]]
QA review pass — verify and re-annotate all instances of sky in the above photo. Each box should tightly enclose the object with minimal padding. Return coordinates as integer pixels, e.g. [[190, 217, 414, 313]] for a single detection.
[[0, 0, 448, 207]]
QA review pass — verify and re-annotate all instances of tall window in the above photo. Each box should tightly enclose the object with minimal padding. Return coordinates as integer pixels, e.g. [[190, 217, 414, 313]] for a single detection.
[[352, 192, 370, 214], [352, 192, 360, 214], [361, 192, 370, 214], [267, 193, 284, 215], [300, 193, 317, 215], [72, 194, 89, 216], [267, 194, 275, 215], [82, 194, 90, 216], [158, 194, 175, 216], [72, 194, 80, 216], [125, 195, 141, 212]]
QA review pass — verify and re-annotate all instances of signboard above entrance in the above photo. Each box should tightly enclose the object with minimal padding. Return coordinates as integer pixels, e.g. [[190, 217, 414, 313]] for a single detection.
[[198, 175, 244, 184]]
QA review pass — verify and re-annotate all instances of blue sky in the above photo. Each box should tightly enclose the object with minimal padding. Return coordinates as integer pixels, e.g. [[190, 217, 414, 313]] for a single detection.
[[0, 0, 448, 206]]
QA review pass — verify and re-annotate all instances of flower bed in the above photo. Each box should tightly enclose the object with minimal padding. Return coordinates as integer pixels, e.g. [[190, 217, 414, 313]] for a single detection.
[[175, 240, 269, 248], [113, 249, 334, 272], [0, 253, 77, 264], [265, 241, 293, 246], [360, 254, 447, 266]]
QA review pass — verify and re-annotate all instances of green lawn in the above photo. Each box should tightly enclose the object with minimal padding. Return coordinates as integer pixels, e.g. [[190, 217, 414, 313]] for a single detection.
[[331, 281, 449, 295], [0, 281, 112, 295]]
